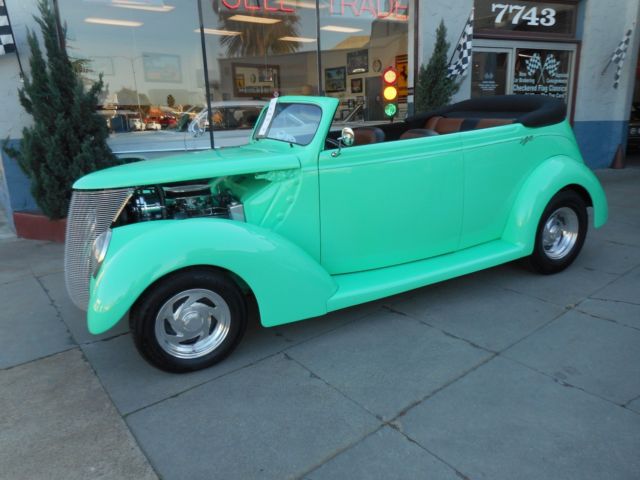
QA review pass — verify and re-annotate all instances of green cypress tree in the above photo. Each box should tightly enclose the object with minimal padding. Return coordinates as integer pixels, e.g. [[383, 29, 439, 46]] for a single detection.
[[5, 0, 117, 219], [415, 20, 460, 113]]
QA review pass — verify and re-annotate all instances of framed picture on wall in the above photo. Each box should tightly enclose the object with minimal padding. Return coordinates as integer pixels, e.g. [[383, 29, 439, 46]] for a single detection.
[[325, 67, 346, 93], [351, 77, 363, 94], [232, 63, 280, 97], [347, 49, 369, 74]]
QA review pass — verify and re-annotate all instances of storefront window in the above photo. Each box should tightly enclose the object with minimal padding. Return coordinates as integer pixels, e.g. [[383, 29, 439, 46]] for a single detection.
[[513, 48, 572, 102], [57, 0, 209, 156], [319, 0, 410, 122]]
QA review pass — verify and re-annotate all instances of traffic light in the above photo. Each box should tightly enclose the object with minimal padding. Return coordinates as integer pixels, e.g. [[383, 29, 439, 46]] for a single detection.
[[382, 66, 399, 119]]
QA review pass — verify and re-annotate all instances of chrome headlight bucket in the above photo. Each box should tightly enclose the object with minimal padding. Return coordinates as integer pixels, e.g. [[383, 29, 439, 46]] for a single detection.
[[91, 229, 112, 277]]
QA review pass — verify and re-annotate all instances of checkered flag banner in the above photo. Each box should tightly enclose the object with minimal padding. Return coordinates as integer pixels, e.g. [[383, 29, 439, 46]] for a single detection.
[[0, 0, 16, 55], [543, 54, 560, 78], [611, 29, 633, 89], [527, 53, 542, 76], [447, 9, 473, 79]]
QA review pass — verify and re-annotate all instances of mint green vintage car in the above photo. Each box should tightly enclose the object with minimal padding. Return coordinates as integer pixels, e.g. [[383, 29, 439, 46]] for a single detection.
[[64, 95, 607, 372]]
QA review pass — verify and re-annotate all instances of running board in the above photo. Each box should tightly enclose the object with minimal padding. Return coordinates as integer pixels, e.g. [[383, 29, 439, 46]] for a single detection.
[[327, 240, 527, 312]]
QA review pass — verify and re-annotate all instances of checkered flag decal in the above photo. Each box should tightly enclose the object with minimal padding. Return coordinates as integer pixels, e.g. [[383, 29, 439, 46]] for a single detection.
[[543, 54, 560, 78], [447, 9, 473, 79], [611, 29, 633, 89], [527, 53, 542, 76], [0, 0, 16, 55]]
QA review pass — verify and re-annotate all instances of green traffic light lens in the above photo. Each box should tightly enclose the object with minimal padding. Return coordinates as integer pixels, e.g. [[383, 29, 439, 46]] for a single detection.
[[384, 103, 397, 117]]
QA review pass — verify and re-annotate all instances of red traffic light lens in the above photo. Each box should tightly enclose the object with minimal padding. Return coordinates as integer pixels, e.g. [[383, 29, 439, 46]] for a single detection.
[[383, 86, 398, 102], [383, 67, 398, 85]]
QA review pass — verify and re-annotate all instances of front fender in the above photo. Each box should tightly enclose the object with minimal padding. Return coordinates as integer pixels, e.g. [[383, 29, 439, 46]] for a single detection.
[[502, 155, 608, 251], [88, 219, 337, 334]]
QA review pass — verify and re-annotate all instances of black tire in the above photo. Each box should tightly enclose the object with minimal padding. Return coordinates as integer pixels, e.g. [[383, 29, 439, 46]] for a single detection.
[[528, 190, 588, 275], [130, 268, 247, 373]]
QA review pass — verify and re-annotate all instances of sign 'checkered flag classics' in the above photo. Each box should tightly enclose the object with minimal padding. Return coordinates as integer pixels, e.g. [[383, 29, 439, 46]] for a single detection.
[[447, 9, 473, 79], [0, 0, 16, 56]]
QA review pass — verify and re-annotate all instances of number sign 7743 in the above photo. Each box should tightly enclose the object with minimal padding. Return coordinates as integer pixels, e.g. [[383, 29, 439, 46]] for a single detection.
[[491, 3, 557, 27]]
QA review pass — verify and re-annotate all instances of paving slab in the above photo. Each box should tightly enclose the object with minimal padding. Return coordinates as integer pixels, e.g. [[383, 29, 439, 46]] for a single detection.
[[305, 426, 458, 480], [505, 309, 640, 405], [577, 298, 640, 330], [573, 238, 640, 275], [39, 271, 129, 344], [287, 309, 492, 421], [127, 354, 380, 480], [628, 397, 640, 414], [82, 318, 292, 415], [0, 349, 157, 480], [0, 275, 75, 368], [399, 356, 640, 480], [273, 300, 381, 344], [591, 219, 640, 247], [0, 239, 64, 285], [391, 274, 565, 352], [478, 261, 618, 307], [590, 264, 640, 305]]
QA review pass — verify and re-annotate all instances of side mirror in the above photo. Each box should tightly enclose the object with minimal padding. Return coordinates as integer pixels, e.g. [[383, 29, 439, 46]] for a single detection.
[[331, 127, 355, 157], [340, 127, 355, 147]]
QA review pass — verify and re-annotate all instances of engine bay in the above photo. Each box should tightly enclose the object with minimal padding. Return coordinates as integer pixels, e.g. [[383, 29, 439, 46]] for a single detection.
[[116, 180, 245, 225]]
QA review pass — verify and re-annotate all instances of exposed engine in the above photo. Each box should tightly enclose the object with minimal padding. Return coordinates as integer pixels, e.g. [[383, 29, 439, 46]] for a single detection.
[[118, 182, 245, 225]]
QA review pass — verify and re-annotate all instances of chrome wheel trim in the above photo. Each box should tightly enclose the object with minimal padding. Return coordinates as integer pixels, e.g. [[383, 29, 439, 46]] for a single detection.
[[542, 207, 579, 260], [154, 288, 231, 359]]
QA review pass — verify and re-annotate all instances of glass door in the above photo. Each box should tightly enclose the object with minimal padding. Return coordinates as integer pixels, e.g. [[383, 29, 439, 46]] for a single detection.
[[474, 40, 577, 114]]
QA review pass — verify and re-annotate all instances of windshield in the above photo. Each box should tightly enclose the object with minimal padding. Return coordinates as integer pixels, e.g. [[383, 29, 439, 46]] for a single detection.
[[254, 102, 322, 146]]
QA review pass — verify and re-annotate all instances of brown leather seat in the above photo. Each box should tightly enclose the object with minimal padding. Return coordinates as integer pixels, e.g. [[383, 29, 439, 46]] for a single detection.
[[425, 116, 514, 134], [400, 128, 440, 140], [424, 116, 464, 134], [474, 118, 515, 129], [353, 127, 385, 145]]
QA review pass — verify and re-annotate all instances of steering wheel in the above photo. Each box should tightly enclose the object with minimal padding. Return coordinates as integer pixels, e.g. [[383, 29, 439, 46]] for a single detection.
[[325, 137, 340, 149]]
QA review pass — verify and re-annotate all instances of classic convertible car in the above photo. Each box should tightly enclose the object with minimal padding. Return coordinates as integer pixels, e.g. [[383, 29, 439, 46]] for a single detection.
[[65, 95, 607, 372]]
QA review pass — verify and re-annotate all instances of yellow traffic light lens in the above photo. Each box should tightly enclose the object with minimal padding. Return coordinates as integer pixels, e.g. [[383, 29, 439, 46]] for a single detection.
[[383, 69, 398, 84], [383, 86, 398, 101]]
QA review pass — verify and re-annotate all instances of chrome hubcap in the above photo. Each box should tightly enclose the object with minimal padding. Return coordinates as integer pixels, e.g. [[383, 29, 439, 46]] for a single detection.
[[155, 289, 231, 359], [542, 207, 579, 260]]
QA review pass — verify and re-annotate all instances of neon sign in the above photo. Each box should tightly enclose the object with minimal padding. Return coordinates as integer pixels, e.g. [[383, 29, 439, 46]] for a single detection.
[[218, 0, 409, 20]]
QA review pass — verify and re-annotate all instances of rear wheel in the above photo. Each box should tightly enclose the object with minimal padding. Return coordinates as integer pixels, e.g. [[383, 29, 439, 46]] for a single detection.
[[131, 269, 247, 373], [528, 190, 588, 274]]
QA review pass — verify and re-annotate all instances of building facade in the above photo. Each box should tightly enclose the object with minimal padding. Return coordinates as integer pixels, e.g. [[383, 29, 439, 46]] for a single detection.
[[1, 0, 639, 224]]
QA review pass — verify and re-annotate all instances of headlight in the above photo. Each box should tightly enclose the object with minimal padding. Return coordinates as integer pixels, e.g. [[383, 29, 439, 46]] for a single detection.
[[91, 229, 112, 277]]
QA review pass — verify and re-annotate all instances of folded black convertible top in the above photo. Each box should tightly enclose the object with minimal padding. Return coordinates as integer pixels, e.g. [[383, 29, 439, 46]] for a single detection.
[[406, 95, 567, 128]]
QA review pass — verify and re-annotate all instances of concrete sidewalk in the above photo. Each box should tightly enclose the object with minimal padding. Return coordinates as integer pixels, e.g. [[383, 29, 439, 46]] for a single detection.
[[0, 166, 639, 479]]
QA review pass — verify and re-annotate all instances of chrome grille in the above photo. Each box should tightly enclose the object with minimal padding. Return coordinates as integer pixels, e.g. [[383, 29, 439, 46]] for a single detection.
[[64, 188, 133, 310]]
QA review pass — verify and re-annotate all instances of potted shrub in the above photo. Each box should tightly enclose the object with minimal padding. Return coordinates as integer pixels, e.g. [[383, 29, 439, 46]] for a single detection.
[[4, 0, 117, 242]]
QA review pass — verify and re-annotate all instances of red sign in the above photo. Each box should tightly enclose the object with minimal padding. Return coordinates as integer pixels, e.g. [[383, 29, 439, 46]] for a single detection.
[[218, 0, 408, 20]]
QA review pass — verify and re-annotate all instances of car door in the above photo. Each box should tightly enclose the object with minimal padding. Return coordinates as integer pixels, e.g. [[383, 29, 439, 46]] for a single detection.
[[318, 134, 464, 275], [457, 123, 536, 250]]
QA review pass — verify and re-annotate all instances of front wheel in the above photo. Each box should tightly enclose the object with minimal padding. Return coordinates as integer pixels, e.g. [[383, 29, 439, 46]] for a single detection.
[[528, 190, 588, 274], [130, 269, 247, 373]]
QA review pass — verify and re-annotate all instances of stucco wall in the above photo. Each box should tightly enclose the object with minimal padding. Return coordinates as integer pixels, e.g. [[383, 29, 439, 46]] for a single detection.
[[0, 0, 41, 225], [418, 0, 474, 104], [573, 0, 640, 167]]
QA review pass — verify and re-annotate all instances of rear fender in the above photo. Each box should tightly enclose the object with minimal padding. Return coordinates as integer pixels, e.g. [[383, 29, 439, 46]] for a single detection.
[[88, 219, 337, 334], [502, 155, 608, 251]]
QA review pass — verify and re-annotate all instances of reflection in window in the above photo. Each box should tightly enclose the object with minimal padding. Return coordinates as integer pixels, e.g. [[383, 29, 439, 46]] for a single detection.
[[319, 0, 410, 122], [57, 0, 208, 155]]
